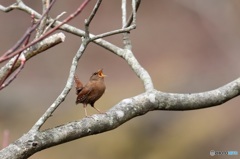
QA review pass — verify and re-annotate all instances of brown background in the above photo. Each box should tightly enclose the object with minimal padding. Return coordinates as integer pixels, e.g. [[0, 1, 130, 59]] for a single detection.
[[0, 0, 240, 158]]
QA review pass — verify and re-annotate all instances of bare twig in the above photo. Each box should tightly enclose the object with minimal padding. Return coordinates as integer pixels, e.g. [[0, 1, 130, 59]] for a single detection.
[[24, 13, 35, 46], [84, 0, 102, 38], [0, 53, 21, 89], [90, 25, 136, 41], [1, 0, 151, 92], [30, 0, 93, 132], [118, 0, 153, 90], [0, 3, 17, 12], [1, 1, 135, 55], [0, 54, 26, 90], [0, 33, 65, 81], [122, 0, 127, 28], [123, 50, 154, 91], [131, 0, 137, 25], [0, 1, 128, 58], [30, 39, 89, 132], [1, 1, 119, 53], [0, 0, 90, 63], [35, 0, 50, 38], [0, 0, 56, 60], [125, 0, 141, 28], [43, 11, 66, 34], [0, 54, 19, 89], [121, 0, 132, 49], [85, 0, 102, 26], [0, 13, 36, 88]]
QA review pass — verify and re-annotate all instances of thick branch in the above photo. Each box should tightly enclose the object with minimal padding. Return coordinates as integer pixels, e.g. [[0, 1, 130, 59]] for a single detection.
[[1, 78, 239, 159]]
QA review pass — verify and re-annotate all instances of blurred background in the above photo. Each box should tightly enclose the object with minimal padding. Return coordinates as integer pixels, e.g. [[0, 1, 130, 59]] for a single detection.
[[0, 0, 240, 158]]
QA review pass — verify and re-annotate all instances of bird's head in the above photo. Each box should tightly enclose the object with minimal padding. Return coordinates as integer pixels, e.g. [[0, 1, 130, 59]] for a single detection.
[[90, 69, 106, 81]]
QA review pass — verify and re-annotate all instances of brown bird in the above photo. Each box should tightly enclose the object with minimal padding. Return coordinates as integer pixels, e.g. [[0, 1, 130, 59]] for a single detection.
[[74, 69, 106, 117]]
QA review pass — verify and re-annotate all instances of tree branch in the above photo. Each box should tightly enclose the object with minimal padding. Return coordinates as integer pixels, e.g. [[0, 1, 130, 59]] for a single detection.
[[0, 1, 239, 158], [0, 33, 65, 82], [1, 1, 152, 91], [0, 2, 17, 12], [30, 38, 89, 132], [30, 0, 96, 132], [84, 0, 102, 38], [121, 49, 154, 91], [8, 0, 150, 92], [122, 0, 127, 27], [125, 0, 140, 28], [0, 0, 90, 63], [35, 0, 50, 38], [0, 1, 130, 54], [0, 53, 26, 90], [0, 0, 56, 60], [121, 0, 132, 49], [1, 78, 239, 159]]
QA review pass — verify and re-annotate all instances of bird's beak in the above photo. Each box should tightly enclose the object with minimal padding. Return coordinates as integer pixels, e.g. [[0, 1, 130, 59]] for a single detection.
[[98, 69, 107, 77]]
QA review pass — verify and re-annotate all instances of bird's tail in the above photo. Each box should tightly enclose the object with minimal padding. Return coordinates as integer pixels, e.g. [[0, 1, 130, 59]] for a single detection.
[[74, 74, 83, 95]]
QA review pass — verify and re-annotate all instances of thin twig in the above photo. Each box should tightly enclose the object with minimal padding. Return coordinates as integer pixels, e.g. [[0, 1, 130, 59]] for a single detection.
[[1, 0, 152, 92], [90, 25, 136, 41], [0, 0, 56, 59], [29, 1, 92, 132], [43, 11, 66, 34], [0, 33, 65, 81], [122, 0, 127, 28], [0, 3, 18, 12], [125, 0, 141, 28], [85, 0, 102, 38], [30, 39, 89, 132], [0, 0, 91, 63], [0, 53, 21, 89], [0, 13, 35, 88], [85, 0, 102, 27], [0, 54, 26, 90], [121, 0, 132, 49], [131, 0, 137, 25], [35, 0, 50, 38], [1, 1, 123, 55]]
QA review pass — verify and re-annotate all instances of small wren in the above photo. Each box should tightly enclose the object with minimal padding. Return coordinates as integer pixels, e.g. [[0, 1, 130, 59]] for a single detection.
[[74, 69, 106, 117]]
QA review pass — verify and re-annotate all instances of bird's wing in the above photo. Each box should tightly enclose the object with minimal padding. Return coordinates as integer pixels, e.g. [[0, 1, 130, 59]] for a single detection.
[[74, 74, 83, 95], [76, 85, 92, 104]]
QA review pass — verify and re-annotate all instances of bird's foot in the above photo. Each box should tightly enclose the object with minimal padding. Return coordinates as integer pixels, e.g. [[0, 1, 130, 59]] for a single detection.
[[98, 112, 107, 115], [85, 115, 95, 119]]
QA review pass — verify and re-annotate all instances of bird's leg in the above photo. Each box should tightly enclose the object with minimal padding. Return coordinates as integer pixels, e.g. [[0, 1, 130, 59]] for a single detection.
[[83, 104, 89, 117], [92, 106, 106, 115]]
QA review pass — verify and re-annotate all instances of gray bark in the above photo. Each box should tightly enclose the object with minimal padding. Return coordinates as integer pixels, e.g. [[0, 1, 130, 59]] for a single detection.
[[0, 78, 239, 159]]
